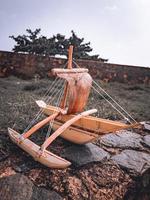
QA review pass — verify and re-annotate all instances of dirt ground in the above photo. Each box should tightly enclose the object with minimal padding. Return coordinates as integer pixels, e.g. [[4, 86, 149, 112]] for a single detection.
[[0, 76, 150, 199]]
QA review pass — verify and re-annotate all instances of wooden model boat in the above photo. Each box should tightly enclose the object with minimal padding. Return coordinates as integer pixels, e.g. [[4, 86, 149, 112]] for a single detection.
[[8, 46, 140, 169]]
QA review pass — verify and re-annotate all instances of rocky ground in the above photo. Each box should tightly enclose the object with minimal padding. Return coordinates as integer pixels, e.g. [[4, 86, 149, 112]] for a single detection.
[[0, 77, 150, 200]]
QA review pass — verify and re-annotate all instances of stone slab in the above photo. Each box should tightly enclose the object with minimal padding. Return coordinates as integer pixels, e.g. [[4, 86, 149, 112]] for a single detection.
[[61, 143, 110, 167], [141, 121, 150, 131], [0, 174, 62, 200], [112, 150, 150, 175], [142, 135, 150, 148], [100, 131, 143, 150]]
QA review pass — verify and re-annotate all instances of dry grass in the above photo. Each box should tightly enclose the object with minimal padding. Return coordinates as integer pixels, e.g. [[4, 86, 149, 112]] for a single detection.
[[0, 76, 149, 134]]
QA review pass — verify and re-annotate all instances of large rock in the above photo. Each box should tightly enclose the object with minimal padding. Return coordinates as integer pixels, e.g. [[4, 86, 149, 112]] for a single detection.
[[32, 187, 62, 200], [142, 135, 150, 148], [112, 150, 150, 175], [61, 143, 110, 167], [0, 174, 62, 200], [100, 131, 143, 150], [0, 150, 9, 162], [141, 121, 150, 131]]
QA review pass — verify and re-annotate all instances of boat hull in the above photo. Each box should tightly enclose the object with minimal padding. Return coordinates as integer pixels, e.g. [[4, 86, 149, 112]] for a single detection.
[[53, 120, 98, 144], [8, 128, 71, 169], [36, 101, 136, 144]]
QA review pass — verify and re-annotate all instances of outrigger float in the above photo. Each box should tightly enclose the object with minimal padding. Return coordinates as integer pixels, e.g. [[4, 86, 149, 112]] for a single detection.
[[8, 46, 140, 168]]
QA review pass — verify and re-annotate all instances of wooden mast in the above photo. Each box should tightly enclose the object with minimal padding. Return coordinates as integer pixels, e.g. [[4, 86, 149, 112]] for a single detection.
[[60, 45, 73, 109], [67, 45, 73, 69]]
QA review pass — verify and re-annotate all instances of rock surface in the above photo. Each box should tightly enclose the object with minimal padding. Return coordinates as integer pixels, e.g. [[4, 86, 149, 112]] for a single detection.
[[25, 162, 134, 200], [63, 162, 133, 200], [0, 174, 62, 200], [142, 135, 150, 148], [112, 150, 150, 175], [61, 143, 110, 167], [100, 131, 143, 150], [0, 150, 9, 162], [141, 121, 150, 131]]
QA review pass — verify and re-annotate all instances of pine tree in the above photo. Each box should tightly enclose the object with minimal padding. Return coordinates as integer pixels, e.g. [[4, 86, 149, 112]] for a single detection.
[[10, 29, 108, 62]]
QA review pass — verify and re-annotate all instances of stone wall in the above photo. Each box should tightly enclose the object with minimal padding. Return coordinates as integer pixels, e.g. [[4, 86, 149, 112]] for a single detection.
[[0, 50, 150, 84]]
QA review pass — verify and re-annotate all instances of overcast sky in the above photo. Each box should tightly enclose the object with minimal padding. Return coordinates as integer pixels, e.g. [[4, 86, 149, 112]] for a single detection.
[[0, 0, 150, 67]]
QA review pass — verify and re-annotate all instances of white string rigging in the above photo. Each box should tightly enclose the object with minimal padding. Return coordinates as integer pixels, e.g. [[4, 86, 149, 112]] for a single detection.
[[23, 78, 64, 133], [91, 84, 133, 123], [72, 59, 137, 124], [43, 61, 68, 102], [92, 80, 137, 123], [45, 80, 66, 139], [23, 62, 68, 133]]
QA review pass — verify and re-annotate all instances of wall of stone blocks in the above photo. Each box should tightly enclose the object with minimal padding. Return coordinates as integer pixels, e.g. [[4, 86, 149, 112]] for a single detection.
[[0, 50, 149, 84]]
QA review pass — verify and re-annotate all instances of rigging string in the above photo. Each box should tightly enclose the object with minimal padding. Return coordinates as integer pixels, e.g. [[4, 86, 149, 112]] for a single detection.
[[23, 77, 64, 133], [72, 59, 137, 123], [44, 78, 64, 104], [43, 61, 68, 102], [45, 80, 66, 139], [92, 80, 136, 123], [91, 85, 133, 123], [23, 62, 68, 133], [43, 77, 59, 100]]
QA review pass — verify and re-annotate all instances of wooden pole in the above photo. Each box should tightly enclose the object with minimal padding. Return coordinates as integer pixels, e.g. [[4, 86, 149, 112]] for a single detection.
[[67, 45, 73, 69], [41, 109, 97, 150], [22, 112, 59, 140], [60, 45, 73, 109]]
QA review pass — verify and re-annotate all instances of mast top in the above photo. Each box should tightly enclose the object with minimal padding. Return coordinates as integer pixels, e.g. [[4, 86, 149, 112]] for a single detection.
[[67, 45, 73, 69]]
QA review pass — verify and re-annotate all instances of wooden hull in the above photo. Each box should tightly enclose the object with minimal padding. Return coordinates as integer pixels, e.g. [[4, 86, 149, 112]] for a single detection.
[[8, 128, 71, 169], [53, 120, 98, 144], [36, 101, 138, 144]]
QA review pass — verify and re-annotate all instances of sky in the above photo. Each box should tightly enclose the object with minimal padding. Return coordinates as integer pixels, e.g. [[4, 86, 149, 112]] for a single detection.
[[0, 0, 150, 67]]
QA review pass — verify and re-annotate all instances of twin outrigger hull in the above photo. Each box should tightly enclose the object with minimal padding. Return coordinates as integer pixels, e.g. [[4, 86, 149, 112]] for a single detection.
[[8, 128, 71, 169], [36, 100, 139, 145]]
